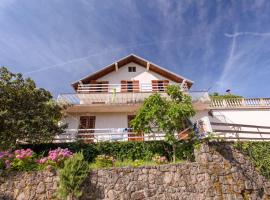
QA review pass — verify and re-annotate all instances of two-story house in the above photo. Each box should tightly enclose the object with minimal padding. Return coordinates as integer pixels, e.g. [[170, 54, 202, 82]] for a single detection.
[[57, 54, 211, 142]]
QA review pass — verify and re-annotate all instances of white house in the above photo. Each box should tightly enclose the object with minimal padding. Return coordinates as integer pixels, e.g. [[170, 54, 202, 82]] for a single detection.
[[57, 54, 270, 142]]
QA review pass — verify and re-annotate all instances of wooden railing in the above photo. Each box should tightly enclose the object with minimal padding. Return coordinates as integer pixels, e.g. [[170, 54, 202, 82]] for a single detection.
[[210, 98, 270, 109]]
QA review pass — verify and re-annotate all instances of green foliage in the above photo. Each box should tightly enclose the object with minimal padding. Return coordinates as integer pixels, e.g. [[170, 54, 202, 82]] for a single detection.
[[210, 92, 243, 99], [11, 157, 38, 171], [57, 152, 89, 199], [0, 67, 67, 150], [131, 85, 196, 162], [152, 154, 168, 165], [21, 140, 196, 163], [235, 142, 270, 179], [94, 155, 114, 168], [131, 159, 144, 167]]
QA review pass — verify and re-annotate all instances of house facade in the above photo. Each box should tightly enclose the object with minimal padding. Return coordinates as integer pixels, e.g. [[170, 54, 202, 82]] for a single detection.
[[57, 54, 270, 142], [57, 54, 209, 142]]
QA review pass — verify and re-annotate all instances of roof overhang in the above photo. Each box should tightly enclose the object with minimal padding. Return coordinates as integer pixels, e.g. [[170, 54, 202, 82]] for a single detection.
[[71, 54, 193, 90]]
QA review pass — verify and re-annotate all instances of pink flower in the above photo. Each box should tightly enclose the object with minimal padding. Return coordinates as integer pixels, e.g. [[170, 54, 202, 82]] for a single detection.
[[5, 160, 11, 169]]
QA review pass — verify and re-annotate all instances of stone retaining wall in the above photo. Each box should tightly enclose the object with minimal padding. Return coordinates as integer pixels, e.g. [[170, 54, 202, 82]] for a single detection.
[[1, 142, 270, 200]]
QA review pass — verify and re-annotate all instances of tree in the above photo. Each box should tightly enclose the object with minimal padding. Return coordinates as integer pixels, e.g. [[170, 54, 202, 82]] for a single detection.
[[0, 67, 66, 149], [57, 152, 89, 200], [131, 85, 196, 162]]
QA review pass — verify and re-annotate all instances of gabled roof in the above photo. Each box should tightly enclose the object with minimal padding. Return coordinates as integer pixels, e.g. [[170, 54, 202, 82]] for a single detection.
[[71, 54, 193, 90]]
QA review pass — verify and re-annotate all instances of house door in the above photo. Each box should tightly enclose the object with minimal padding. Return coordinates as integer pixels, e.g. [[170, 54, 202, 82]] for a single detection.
[[78, 116, 96, 143], [127, 115, 144, 141]]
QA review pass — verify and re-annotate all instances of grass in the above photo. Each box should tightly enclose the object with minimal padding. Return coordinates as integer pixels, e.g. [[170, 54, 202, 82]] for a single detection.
[[89, 159, 185, 169]]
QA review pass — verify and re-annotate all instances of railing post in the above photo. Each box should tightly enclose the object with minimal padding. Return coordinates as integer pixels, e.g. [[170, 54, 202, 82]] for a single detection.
[[222, 99, 227, 108], [241, 98, 245, 107], [260, 98, 265, 106]]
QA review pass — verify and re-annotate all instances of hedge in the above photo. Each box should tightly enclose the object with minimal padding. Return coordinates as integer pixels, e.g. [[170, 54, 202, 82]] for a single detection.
[[20, 140, 195, 162]]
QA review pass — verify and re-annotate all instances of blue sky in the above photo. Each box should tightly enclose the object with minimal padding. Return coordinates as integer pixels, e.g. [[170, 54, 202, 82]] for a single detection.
[[1, 0, 270, 97]]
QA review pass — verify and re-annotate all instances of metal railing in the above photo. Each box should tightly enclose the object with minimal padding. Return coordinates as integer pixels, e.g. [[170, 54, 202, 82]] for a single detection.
[[210, 98, 270, 109], [57, 90, 210, 106], [77, 83, 179, 93], [54, 128, 168, 143], [211, 122, 270, 141]]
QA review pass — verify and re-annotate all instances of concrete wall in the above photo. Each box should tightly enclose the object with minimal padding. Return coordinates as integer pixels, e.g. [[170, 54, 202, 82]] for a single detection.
[[211, 109, 270, 126], [209, 109, 270, 140]]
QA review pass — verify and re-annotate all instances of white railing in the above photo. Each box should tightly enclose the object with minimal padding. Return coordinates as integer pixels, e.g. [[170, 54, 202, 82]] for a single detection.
[[210, 98, 270, 109], [54, 128, 168, 143], [57, 90, 210, 106], [77, 83, 181, 93], [211, 122, 270, 141]]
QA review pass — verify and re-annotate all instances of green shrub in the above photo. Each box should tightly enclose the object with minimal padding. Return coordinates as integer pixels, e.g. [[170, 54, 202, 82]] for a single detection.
[[11, 149, 38, 171], [152, 154, 168, 165], [57, 152, 89, 200], [21, 140, 195, 163], [235, 141, 270, 179], [95, 155, 114, 168], [131, 159, 144, 167]]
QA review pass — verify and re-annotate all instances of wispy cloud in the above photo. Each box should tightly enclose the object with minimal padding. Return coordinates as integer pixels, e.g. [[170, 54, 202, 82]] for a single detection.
[[1, 0, 270, 97], [216, 31, 270, 94]]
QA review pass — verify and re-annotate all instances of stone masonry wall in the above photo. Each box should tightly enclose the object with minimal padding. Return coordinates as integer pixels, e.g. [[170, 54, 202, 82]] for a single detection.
[[1, 142, 270, 200]]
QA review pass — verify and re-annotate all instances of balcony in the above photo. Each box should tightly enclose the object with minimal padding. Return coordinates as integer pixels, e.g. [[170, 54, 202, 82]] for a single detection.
[[57, 83, 210, 111], [210, 98, 270, 109], [54, 128, 190, 143]]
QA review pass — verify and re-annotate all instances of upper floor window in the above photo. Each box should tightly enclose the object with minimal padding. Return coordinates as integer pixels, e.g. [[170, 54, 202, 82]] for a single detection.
[[128, 66, 136, 72]]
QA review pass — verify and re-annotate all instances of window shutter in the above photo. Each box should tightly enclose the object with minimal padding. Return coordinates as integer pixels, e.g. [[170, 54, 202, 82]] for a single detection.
[[78, 116, 96, 143], [102, 81, 109, 92], [121, 80, 127, 92], [163, 80, 169, 90], [152, 80, 158, 92], [133, 80, 140, 92], [89, 80, 97, 93]]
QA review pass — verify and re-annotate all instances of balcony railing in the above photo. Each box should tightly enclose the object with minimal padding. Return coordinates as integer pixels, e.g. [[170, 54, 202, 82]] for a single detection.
[[210, 98, 270, 109], [77, 83, 180, 93], [55, 128, 168, 143], [57, 90, 210, 106]]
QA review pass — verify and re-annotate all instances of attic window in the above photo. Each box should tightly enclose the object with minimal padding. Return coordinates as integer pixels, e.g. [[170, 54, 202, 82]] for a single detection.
[[128, 66, 136, 72]]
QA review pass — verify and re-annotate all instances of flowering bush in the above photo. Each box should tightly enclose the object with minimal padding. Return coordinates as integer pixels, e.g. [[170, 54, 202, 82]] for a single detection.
[[38, 148, 73, 168], [95, 155, 115, 168], [12, 149, 38, 171], [152, 154, 168, 165], [0, 148, 74, 172], [0, 151, 13, 170]]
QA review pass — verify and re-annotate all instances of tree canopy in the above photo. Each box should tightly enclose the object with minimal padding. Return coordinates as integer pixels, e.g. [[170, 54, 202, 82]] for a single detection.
[[131, 85, 196, 161], [0, 67, 66, 149]]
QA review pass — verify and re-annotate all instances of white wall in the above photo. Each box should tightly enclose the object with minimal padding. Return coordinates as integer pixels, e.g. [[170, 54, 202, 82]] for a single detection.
[[97, 62, 177, 84], [210, 109, 270, 140], [63, 112, 134, 130], [211, 110, 270, 126]]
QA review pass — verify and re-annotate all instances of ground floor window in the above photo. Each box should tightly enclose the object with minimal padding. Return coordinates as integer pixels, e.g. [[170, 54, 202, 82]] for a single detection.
[[78, 116, 96, 143]]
